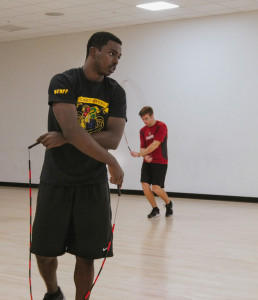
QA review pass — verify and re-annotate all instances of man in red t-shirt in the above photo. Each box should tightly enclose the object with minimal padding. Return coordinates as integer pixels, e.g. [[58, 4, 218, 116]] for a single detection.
[[131, 106, 173, 218]]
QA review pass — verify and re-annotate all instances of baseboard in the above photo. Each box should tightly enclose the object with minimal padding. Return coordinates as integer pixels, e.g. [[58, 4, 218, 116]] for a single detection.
[[109, 189, 258, 203], [0, 182, 39, 188], [0, 182, 257, 203]]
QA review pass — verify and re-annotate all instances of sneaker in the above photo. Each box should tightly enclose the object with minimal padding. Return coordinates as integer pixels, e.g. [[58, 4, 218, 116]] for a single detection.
[[165, 201, 173, 217], [148, 207, 160, 218], [43, 287, 65, 300]]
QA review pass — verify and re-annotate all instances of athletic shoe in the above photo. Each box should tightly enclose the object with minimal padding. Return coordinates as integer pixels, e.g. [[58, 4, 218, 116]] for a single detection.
[[148, 207, 160, 218], [165, 201, 173, 217], [43, 287, 65, 300]]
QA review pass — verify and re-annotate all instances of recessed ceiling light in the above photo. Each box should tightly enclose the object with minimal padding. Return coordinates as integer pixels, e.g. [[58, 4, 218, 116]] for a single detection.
[[136, 1, 179, 11], [45, 12, 64, 16]]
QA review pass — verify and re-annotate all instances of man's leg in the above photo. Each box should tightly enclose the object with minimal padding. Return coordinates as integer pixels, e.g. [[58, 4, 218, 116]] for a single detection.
[[152, 185, 173, 217], [152, 185, 170, 205], [74, 257, 94, 300], [36, 255, 58, 294], [142, 182, 157, 208]]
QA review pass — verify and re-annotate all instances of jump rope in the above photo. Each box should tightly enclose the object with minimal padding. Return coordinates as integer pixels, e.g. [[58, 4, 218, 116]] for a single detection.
[[123, 130, 131, 152], [28, 142, 40, 300], [120, 79, 147, 155], [28, 141, 121, 300]]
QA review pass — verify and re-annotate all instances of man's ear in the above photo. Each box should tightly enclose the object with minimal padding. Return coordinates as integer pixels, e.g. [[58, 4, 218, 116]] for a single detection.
[[89, 47, 97, 58]]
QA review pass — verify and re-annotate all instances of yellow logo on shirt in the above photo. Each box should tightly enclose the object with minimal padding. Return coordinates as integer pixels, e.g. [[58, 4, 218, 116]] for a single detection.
[[54, 89, 68, 94], [77, 97, 109, 133]]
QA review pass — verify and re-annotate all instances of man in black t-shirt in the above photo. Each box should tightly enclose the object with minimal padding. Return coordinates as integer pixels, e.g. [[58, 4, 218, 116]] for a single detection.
[[31, 32, 126, 300]]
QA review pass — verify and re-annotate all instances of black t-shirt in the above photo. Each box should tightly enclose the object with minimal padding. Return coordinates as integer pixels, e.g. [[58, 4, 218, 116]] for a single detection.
[[40, 67, 127, 186]]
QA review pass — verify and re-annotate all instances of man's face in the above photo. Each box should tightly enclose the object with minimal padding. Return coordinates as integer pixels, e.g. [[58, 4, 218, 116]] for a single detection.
[[94, 40, 122, 76], [141, 113, 154, 127]]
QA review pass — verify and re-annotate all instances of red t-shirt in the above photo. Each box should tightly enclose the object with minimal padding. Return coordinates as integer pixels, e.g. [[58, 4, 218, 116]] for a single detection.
[[140, 120, 168, 164]]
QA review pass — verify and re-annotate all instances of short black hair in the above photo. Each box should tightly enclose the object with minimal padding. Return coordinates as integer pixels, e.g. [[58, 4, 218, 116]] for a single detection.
[[86, 31, 122, 58], [139, 106, 154, 117]]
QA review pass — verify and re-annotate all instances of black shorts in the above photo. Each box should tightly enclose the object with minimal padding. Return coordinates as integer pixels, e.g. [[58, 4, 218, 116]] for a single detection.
[[31, 181, 113, 259], [141, 162, 167, 188]]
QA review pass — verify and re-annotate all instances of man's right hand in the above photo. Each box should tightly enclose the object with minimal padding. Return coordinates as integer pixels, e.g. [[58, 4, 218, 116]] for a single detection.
[[108, 161, 124, 188], [130, 150, 140, 157], [144, 154, 153, 163], [37, 132, 67, 149]]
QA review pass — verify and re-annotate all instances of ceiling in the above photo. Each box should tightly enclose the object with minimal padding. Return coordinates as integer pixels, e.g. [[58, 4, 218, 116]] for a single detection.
[[1, 0, 258, 43]]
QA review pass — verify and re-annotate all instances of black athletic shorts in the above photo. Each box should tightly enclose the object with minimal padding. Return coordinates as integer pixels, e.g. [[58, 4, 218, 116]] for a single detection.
[[141, 162, 167, 188], [31, 180, 113, 259]]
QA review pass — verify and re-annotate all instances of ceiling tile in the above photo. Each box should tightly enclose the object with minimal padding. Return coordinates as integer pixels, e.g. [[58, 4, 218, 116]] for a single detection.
[[221, 0, 257, 8], [1, 0, 258, 43]]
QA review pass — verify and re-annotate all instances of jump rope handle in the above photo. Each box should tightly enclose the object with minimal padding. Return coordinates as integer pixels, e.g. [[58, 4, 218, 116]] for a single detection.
[[28, 142, 40, 149], [117, 185, 121, 196]]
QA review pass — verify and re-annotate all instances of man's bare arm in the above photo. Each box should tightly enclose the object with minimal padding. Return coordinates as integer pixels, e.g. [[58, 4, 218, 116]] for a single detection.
[[51, 102, 124, 185], [131, 141, 161, 157], [37, 117, 125, 150], [91, 117, 125, 150]]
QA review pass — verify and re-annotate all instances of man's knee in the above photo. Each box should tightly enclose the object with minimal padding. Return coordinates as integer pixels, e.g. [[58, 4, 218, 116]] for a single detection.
[[36, 255, 56, 264], [35, 255, 57, 268], [142, 182, 150, 191], [76, 256, 94, 267], [152, 185, 162, 195]]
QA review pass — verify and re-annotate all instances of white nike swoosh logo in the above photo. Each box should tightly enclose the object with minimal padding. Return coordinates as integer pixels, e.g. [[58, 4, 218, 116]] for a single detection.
[[103, 247, 108, 251]]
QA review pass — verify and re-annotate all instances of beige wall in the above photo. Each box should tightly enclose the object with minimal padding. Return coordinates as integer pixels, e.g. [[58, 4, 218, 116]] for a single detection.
[[1, 11, 258, 197]]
